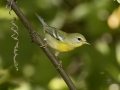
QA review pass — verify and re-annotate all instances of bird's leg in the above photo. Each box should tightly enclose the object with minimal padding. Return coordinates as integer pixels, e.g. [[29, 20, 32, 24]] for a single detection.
[[55, 51, 62, 69], [56, 60, 62, 69], [40, 38, 47, 48], [55, 51, 59, 57], [30, 31, 47, 48]]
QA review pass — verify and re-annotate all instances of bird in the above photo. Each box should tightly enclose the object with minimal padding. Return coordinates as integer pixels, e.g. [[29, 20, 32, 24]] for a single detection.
[[35, 13, 89, 57]]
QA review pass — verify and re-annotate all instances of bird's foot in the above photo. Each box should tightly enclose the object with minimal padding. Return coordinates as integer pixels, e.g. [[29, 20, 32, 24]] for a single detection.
[[40, 38, 47, 48], [56, 60, 62, 69], [40, 42, 47, 48]]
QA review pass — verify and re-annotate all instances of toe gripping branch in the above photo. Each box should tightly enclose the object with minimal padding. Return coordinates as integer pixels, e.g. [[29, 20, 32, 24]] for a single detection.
[[30, 31, 47, 48]]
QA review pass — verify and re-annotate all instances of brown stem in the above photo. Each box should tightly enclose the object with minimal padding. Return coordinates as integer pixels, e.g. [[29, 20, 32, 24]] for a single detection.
[[7, 0, 77, 90]]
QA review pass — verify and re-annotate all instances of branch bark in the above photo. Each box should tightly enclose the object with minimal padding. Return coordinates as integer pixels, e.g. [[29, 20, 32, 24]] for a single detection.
[[7, 0, 77, 90]]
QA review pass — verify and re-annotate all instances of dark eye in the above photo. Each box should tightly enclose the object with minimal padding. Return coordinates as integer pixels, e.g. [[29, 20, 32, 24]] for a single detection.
[[78, 38, 81, 41]]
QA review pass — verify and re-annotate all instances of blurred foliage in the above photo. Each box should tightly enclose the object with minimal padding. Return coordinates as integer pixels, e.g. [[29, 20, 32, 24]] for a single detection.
[[0, 0, 120, 90]]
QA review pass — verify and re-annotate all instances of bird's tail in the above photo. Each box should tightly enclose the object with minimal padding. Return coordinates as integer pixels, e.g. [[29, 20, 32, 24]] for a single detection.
[[35, 13, 47, 26]]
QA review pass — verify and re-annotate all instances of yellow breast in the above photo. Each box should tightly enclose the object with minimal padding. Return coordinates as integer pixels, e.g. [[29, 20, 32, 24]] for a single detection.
[[57, 42, 75, 52], [45, 33, 78, 52]]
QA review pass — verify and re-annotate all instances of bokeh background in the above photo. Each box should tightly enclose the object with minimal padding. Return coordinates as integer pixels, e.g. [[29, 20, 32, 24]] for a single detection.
[[0, 0, 120, 90]]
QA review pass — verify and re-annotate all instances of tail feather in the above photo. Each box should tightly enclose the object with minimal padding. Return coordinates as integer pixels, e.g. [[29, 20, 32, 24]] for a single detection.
[[35, 13, 47, 26]]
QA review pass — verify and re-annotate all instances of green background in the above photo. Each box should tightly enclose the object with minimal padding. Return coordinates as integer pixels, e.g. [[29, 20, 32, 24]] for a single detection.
[[0, 0, 120, 90]]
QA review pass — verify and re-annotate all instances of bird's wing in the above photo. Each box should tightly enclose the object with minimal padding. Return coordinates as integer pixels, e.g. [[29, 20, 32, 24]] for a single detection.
[[35, 13, 66, 41], [45, 26, 66, 41]]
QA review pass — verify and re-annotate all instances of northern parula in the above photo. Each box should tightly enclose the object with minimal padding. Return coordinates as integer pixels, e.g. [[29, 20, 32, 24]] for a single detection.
[[36, 13, 89, 56]]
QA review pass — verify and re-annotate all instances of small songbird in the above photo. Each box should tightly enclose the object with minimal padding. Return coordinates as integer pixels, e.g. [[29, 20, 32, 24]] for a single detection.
[[35, 13, 89, 56]]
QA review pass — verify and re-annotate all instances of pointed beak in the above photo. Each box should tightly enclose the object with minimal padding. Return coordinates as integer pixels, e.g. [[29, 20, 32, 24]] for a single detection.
[[84, 41, 90, 45]]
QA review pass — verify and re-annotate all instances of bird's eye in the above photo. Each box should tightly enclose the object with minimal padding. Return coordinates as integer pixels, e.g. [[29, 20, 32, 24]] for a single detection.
[[77, 38, 82, 41]]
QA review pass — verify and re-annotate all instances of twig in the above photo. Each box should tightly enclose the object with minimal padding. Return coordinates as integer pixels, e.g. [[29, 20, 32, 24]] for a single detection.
[[6, 0, 77, 90], [6, 0, 19, 71]]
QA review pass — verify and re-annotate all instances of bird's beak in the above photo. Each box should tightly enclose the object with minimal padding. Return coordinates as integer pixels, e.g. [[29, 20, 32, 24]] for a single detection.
[[84, 41, 90, 45]]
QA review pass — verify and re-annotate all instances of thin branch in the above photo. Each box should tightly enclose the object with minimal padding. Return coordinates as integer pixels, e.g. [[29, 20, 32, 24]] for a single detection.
[[6, 0, 77, 90]]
